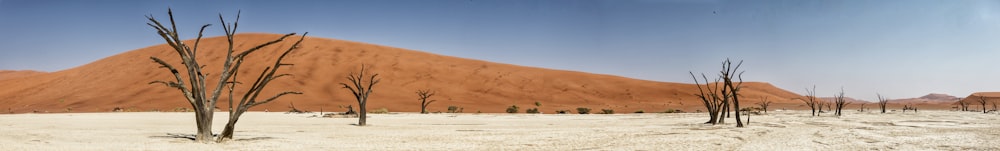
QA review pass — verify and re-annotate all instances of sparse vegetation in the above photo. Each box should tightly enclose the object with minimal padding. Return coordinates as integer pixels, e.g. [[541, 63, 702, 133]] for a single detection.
[[506, 105, 519, 113], [145, 9, 305, 143], [662, 109, 684, 113], [526, 108, 540, 114], [447, 106, 462, 113], [576, 107, 591, 114], [555, 110, 570, 114], [341, 65, 380, 126], [600, 109, 614, 114], [416, 89, 437, 114], [369, 108, 390, 114]]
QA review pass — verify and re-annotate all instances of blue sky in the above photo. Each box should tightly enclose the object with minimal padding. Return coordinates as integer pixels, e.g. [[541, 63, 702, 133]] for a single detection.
[[1, 0, 999, 100]]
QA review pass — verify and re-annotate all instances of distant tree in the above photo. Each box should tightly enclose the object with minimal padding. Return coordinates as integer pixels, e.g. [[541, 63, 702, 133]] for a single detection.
[[755, 96, 772, 114], [416, 89, 436, 114], [833, 87, 850, 116], [341, 65, 380, 126], [877, 93, 889, 113], [858, 102, 868, 112], [796, 86, 819, 116], [958, 98, 970, 111], [977, 96, 989, 114], [145, 9, 305, 143]]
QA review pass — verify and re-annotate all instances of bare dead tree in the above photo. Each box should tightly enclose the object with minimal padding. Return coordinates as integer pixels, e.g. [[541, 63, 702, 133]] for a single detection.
[[833, 87, 849, 116], [720, 59, 744, 127], [958, 98, 969, 111], [877, 93, 889, 113], [796, 86, 819, 116], [416, 89, 437, 114], [341, 65, 380, 126], [978, 96, 989, 114], [689, 59, 745, 127], [146, 9, 304, 143], [690, 72, 723, 125], [756, 96, 772, 114], [858, 102, 867, 112]]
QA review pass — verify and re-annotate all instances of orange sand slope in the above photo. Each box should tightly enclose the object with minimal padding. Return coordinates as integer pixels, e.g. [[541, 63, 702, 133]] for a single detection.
[[0, 33, 812, 113]]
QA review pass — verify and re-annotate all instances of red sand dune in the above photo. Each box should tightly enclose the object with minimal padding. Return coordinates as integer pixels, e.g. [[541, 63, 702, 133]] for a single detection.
[[957, 92, 1000, 107], [0, 70, 45, 81], [0, 33, 815, 113]]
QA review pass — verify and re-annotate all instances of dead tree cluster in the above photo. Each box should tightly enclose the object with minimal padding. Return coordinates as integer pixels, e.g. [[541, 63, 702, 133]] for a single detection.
[[146, 9, 306, 143], [797, 86, 820, 116], [977, 96, 989, 114], [690, 59, 745, 127], [902, 104, 917, 113], [832, 88, 849, 116], [341, 65, 380, 126]]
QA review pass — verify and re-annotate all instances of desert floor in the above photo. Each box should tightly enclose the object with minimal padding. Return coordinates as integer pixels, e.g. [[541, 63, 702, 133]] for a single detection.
[[0, 110, 998, 150]]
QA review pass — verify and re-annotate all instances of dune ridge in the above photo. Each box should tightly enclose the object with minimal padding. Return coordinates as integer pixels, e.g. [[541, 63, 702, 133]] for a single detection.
[[0, 33, 810, 113]]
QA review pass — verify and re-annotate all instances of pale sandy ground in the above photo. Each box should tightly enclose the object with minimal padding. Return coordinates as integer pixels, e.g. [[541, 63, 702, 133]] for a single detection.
[[0, 110, 998, 150]]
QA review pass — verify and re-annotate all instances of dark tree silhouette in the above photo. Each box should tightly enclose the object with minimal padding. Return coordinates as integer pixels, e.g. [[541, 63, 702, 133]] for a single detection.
[[755, 96, 772, 114], [341, 65, 380, 126], [797, 86, 819, 116], [416, 89, 436, 114], [146, 9, 305, 143], [877, 93, 889, 113], [977, 96, 989, 114], [833, 87, 849, 116], [690, 59, 745, 127]]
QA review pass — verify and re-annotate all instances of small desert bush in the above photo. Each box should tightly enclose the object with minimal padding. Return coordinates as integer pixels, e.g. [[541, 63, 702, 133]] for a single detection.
[[600, 109, 614, 114], [526, 108, 540, 114], [662, 109, 684, 113], [173, 107, 190, 112], [506, 105, 520, 113], [555, 110, 570, 114], [576, 107, 591, 114], [369, 108, 390, 114], [634, 110, 644, 113], [447, 106, 463, 113]]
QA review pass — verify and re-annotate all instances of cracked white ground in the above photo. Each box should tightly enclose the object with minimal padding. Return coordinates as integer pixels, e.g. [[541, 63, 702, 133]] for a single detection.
[[0, 110, 998, 150]]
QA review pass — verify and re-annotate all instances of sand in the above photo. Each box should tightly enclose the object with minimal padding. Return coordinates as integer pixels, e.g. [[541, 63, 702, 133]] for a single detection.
[[0, 33, 818, 114], [1, 110, 997, 150]]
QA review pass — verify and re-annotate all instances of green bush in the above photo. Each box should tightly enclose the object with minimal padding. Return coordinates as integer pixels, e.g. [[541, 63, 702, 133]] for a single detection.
[[526, 108, 540, 114], [506, 105, 520, 113], [447, 106, 462, 113], [555, 110, 570, 114], [600, 109, 614, 114], [576, 107, 591, 114]]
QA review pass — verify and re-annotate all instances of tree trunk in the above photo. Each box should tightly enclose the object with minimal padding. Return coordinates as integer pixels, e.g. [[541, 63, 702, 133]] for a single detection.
[[358, 101, 367, 126], [194, 109, 214, 143], [217, 110, 244, 142], [733, 96, 743, 127]]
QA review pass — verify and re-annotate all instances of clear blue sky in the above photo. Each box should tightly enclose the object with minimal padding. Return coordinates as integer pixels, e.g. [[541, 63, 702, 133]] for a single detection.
[[1, 0, 999, 100]]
